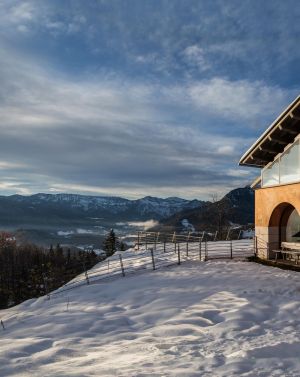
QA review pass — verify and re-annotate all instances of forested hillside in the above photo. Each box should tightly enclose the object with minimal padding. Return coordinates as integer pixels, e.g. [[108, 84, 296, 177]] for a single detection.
[[152, 187, 254, 234], [0, 233, 99, 309]]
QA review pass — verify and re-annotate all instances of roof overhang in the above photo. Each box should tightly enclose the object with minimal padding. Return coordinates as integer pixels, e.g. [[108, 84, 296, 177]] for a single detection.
[[239, 95, 300, 168]]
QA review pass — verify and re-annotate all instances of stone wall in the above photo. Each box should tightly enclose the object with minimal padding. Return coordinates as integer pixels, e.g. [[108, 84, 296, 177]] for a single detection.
[[255, 182, 300, 259]]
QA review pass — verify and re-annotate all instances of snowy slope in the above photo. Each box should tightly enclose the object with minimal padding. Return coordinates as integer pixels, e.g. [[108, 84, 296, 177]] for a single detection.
[[53, 240, 254, 291], [1, 257, 300, 376]]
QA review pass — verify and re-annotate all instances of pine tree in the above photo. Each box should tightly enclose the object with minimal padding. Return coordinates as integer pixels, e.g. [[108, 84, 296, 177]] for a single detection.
[[0, 232, 100, 309], [103, 229, 117, 257]]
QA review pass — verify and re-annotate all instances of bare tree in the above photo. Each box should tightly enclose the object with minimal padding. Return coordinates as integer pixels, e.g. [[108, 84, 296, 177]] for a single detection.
[[210, 194, 230, 240]]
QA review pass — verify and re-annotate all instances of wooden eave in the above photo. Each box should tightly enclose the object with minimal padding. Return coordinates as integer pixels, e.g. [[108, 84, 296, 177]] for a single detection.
[[239, 95, 300, 168], [250, 175, 261, 189]]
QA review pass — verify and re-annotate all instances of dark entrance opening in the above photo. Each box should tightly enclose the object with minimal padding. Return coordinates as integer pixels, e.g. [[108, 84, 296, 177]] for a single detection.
[[268, 203, 300, 258]]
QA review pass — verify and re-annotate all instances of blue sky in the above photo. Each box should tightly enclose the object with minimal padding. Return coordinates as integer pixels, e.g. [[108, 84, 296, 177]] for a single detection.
[[0, 0, 299, 199]]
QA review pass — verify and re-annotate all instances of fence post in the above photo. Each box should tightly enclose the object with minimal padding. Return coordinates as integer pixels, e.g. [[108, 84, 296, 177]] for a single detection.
[[199, 238, 202, 261], [145, 233, 148, 250], [226, 228, 231, 241], [119, 254, 125, 277], [0, 320, 4, 330], [137, 231, 140, 250], [214, 230, 218, 241], [238, 230, 242, 240], [42, 272, 50, 300], [174, 232, 177, 253], [154, 233, 157, 251], [177, 244, 181, 265], [205, 241, 208, 261], [186, 232, 190, 257], [82, 262, 90, 285], [150, 248, 156, 270], [230, 240, 233, 259], [255, 236, 258, 257], [85, 271, 90, 285]]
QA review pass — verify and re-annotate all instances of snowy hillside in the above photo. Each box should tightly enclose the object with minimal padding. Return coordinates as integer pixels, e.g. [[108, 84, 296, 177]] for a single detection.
[[1, 253, 300, 376]]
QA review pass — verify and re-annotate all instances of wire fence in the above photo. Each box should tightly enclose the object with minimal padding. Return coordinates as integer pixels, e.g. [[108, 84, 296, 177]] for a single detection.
[[4, 232, 300, 331], [136, 230, 254, 251], [0, 236, 255, 329], [136, 229, 253, 247], [48, 236, 255, 299]]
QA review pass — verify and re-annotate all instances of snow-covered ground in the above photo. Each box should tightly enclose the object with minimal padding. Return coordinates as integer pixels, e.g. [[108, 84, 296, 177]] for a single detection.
[[51, 240, 254, 294], [1, 255, 300, 376]]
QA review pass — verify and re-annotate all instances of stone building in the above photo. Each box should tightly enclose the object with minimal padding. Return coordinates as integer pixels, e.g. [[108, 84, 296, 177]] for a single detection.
[[239, 95, 300, 259]]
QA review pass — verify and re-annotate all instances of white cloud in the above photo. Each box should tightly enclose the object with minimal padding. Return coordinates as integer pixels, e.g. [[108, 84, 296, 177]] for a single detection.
[[216, 145, 235, 156], [188, 78, 292, 123], [0, 1, 86, 37], [10, 2, 34, 23], [0, 44, 292, 199], [0, 161, 26, 169], [227, 169, 251, 178], [183, 45, 210, 71], [17, 24, 29, 33], [127, 220, 159, 230]]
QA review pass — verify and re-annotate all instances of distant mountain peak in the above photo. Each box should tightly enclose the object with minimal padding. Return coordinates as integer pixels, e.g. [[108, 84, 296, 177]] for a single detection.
[[0, 192, 204, 226], [154, 187, 254, 233]]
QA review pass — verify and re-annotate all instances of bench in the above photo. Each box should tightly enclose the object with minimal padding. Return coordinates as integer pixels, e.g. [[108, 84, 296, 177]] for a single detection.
[[274, 242, 300, 264], [282, 242, 300, 250]]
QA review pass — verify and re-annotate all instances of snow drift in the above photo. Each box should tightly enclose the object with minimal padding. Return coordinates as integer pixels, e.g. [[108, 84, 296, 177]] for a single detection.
[[1, 255, 300, 376]]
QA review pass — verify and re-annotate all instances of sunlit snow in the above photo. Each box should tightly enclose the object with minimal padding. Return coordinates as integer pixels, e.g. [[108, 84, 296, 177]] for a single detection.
[[1, 250, 300, 376]]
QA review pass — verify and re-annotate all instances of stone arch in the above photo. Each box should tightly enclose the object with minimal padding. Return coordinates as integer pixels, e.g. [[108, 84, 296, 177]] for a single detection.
[[268, 202, 299, 253]]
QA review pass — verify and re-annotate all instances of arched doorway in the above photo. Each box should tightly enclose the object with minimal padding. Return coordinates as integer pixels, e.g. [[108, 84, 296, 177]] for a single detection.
[[268, 203, 300, 257], [286, 209, 300, 242]]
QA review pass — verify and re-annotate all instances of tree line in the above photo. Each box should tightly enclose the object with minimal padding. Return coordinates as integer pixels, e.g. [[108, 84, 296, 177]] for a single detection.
[[0, 229, 122, 309]]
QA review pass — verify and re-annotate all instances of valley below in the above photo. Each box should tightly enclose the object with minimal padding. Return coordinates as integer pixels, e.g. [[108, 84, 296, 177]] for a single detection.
[[0, 186, 254, 250], [0, 220, 152, 251]]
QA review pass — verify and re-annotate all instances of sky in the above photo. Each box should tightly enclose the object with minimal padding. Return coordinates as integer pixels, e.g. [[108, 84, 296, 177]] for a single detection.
[[0, 0, 299, 200]]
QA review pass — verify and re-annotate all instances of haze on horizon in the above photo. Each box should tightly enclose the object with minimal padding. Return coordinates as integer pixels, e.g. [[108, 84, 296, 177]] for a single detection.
[[0, 0, 299, 200]]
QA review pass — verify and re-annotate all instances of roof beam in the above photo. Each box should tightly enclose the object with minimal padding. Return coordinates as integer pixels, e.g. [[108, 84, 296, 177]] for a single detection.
[[258, 146, 278, 154], [239, 96, 300, 167], [267, 135, 287, 144], [289, 112, 300, 120], [250, 175, 262, 189], [250, 154, 270, 163], [283, 128, 298, 135], [258, 157, 271, 163]]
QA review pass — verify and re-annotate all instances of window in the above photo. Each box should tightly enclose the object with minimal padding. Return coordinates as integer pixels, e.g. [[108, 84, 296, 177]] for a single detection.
[[262, 138, 300, 187], [262, 159, 279, 186], [280, 139, 300, 184]]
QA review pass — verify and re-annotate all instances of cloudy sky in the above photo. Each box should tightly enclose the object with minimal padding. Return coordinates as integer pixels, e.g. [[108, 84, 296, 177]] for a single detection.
[[0, 0, 299, 199]]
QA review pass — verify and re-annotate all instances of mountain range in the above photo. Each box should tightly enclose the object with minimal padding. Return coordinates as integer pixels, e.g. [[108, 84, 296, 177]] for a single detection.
[[0, 193, 205, 226], [0, 187, 255, 233]]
